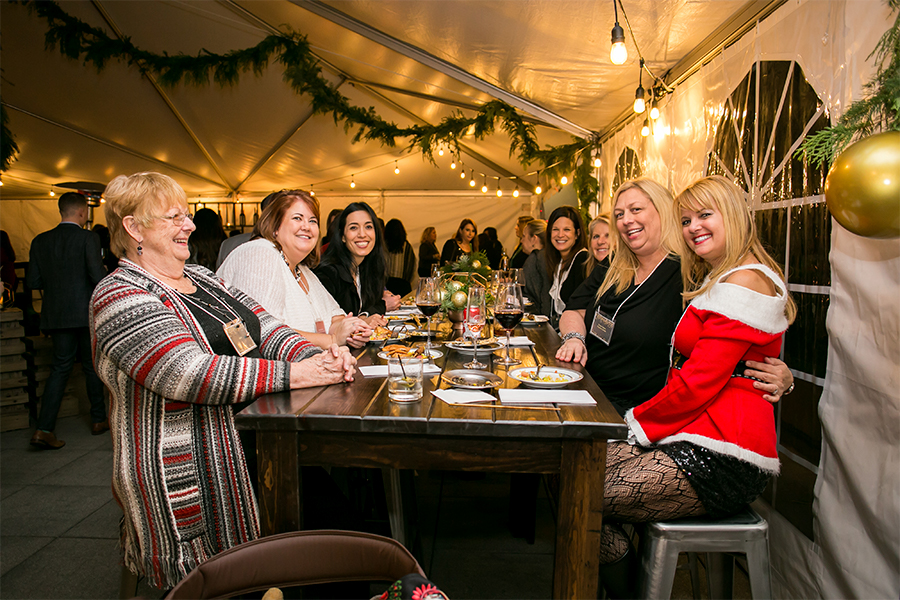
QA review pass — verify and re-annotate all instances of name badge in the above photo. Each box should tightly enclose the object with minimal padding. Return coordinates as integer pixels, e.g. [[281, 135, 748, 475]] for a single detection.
[[315, 320, 327, 334], [590, 310, 615, 345], [223, 318, 258, 356]]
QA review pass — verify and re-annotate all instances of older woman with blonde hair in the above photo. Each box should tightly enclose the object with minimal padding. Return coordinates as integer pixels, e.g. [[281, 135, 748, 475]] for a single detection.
[[218, 190, 371, 349], [91, 172, 355, 589]]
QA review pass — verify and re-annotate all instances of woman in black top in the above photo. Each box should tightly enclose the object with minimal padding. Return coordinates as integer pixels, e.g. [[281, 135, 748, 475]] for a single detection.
[[384, 219, 416, 296], [314, 202, 399, 325], [440, 219, 477, 265], [477, 227, 503, 269], [417, 226, 440, 278]]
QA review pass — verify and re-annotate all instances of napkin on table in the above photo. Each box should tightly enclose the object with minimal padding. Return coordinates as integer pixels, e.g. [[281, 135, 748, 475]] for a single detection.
[[431, 389, 495, 404], [359, 364, 442, 378], [498, 336, 534, 346], [498, 389, 596, 405]]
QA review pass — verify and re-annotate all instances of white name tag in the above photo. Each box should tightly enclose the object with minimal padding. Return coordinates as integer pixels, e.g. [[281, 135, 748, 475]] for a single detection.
[[590, 310, 615, 345]]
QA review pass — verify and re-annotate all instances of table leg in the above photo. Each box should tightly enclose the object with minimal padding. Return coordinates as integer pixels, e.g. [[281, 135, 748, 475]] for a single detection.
[[382, 468, 406, 547], [256, 431, 302, 535], [553, 438, 607, 599]]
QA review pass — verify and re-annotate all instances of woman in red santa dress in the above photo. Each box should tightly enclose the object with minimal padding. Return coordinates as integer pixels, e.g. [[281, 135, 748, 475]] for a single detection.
[[597, 175, 795, 598]]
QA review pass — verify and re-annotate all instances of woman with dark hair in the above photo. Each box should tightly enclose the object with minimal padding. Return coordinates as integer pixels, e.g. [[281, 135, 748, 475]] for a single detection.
[[188, 207, 226, 271], [384, 219, 416, 297], [440, 218, 478, 265], [523, 206, 589, 328], [91, 224, 119, 274], [1, 230, 17, 299], [315, 202, 400, 324], [417, 227, 440, 278], [477, 227, 503, 269]]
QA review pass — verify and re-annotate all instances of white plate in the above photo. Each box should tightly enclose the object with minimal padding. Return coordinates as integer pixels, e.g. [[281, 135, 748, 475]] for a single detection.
[[520, 314, 549, 326], [385, 314, 412, 322], [377, 348, 443, 360], [442, 369, 503, 390], [508, 366, 583, 389], [445, 340, 503, 354]]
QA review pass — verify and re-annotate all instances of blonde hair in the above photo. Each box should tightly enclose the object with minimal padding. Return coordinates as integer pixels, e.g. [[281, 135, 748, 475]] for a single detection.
[[585, 214, 613, 278], [675, 175, 796, 322], [599, 178, 681, 297], [103, 172, 187, 258], [420, 226, 436, 244], [523, 219, 547, 246]]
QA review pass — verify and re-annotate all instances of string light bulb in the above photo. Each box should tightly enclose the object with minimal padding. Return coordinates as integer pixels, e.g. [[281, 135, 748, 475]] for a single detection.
[[633, 59, 646, 114], [535, 174, 543, 195], [560, 175, 568, 185], [641, 118, 650, 137], [609, 0, 627, 65], [481, 174, 488, 194], [438, 146, 444, 157], [496, 179, 503, 197], [593, 157, 602, 168], [460, 166, 467, 179], [49, 189, 55, 197], [650, 94, 660, 120], [309, 185, 315, 197], [394, 161, 400, 175], [513, 185, 520, 198], [450, 153, 457, 169], [469, 170, 476, 187], [350, 175, 356, 189]]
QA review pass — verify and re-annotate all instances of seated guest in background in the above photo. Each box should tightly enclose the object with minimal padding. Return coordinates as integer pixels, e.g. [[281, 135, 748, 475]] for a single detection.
[[187, 207, 226, 271], [584, 175, 795, 598], [523, 206, 588, 329], [319, 208, 342, 255], [509, 215, 535, 269], [216, 192, 277, 268], [218, 190, 371, 349], [585, 214, 612, 278], [384, 218, 416, 297], [514, 218, 545, 274], [1, 230, 18, 298], [477, 226, 503, 269], [440, 218, 477, 265], [315, 202, 400, 323], [91, 224, 119, 275], [417, 226, 440, 278], [92, 172, 355, 590]]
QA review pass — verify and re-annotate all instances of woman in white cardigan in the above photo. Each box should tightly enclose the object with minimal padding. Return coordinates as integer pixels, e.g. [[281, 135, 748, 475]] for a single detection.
[[219, 190, 372, 349]]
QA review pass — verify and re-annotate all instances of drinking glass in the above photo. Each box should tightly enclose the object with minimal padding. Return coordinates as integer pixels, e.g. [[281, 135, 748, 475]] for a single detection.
[[464, 285, 488, 369], [388, 357, 424, 402], [493, 281, 524, 366], [415, 277, 441, 357]]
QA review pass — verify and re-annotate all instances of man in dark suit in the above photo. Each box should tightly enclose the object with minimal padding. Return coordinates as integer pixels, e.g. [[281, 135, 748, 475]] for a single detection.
[[26, 192, 108, 449]]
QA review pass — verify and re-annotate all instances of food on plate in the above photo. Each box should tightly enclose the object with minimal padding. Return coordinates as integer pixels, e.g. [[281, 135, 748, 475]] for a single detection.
[[522, 314, 536, 322], [382, 344, 422, 358], [521, 370, 570, 383]]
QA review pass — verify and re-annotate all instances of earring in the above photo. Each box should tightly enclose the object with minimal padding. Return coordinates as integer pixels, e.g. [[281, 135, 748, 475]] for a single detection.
[[137, 242, 143, 256]]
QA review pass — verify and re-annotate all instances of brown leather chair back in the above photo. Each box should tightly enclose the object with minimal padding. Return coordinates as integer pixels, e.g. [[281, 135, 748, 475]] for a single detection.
[[165, 530, 425, 599]]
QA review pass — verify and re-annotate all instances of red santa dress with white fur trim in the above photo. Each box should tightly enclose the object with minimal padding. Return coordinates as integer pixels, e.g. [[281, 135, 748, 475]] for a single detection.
[[625, 264, 788, 475]]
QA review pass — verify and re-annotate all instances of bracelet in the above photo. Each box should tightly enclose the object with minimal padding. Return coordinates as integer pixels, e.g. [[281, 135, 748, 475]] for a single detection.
[[783, 382, 795, 396], [562, 331, 586, 345]]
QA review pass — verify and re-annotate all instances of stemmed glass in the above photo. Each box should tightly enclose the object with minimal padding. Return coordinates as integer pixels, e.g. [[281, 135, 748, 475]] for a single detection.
[[463, 285, 488, 370], [493, 281, 524, 366], [415, 277, 441, 358]]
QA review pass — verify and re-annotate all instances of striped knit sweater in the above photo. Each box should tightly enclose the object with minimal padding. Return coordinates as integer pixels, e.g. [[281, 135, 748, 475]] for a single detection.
[[90, 260, 321, 589]]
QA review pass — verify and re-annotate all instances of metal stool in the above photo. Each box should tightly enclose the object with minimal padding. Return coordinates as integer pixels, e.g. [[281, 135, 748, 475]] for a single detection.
[[637, 506, 772, 599]]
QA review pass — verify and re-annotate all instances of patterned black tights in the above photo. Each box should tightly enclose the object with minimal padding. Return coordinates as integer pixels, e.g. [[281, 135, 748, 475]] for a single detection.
[[599, 442, 706, 563]]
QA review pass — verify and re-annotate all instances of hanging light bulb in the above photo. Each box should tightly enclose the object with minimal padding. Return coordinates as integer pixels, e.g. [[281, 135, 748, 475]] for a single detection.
[[469, 169, 476, 187], [350, 175, 356, 189], [450, 153, 457, 169], [560, 175, 568, 185], [460, 166, 467, 179], [650, 95, 660, 120], [394, 161, 400, 175], [309, 185, 315, 197], [438, 146, 445, 157], [496, 179, 503, 197], [513, 185, 520, 198], [535, 174, 543, 195], [481, 174, 488, 194], [49, 189, 55, 197], [633, 59, 646, 114], [609, 0, 627, 65], [593, 157, 602, 168], [641, 118, 650, 137]]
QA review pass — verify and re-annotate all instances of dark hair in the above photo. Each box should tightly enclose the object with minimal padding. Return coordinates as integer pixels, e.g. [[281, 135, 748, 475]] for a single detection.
[[454, 218, 479, 252], [92, 224, 111, 248], [0, 230, 15, 263], [384, 219, 408, 253], [58, 192, 86, 216], [544, 205, 586, 276], [253, 190, 320, 267], [319, 202, 386, 311], [189, 208, 226, 271], [483, 227, 498, 243]]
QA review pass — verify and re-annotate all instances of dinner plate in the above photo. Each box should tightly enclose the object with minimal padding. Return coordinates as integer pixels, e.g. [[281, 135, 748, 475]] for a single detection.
[[520, 314, 549, 326], [377, 347, 443, 360], [385, 314, 412, 322], [441, 369, 503, 390], [368, 324, 414, 343], [508, 366, 583, 389], [445, 340, 503, 354]]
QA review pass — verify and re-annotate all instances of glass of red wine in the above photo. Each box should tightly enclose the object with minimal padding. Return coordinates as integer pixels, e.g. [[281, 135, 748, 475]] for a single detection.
[[415, 277, 441, 358], [493, 281, 524, 366], [464, 285, 488, 370]]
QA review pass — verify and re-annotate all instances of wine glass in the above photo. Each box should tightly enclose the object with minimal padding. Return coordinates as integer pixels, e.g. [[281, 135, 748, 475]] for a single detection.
[[415, 277, 441, 358], [493, 281, 524, 366], [464, 285, 488, 370]]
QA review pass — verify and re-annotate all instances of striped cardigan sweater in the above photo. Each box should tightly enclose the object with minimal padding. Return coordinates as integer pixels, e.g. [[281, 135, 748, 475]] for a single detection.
[[90, 260, 321, 588]]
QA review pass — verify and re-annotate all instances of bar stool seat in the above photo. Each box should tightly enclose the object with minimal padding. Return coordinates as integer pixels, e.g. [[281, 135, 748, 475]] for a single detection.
[[637, 506, 772, 599]]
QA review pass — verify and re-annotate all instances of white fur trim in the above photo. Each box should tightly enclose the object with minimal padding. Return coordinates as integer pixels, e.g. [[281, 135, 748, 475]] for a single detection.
[[690, 265, 788, 334], [656, 432, 781, 475], [624, 409, 651, 446]]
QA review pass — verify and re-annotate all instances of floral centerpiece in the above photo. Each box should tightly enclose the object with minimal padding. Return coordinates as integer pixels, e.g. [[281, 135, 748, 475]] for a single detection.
[[437, 252, 492, 328]]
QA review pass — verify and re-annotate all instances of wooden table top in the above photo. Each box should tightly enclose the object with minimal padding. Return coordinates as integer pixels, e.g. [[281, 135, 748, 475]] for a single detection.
[[236, 319, 626, 440]]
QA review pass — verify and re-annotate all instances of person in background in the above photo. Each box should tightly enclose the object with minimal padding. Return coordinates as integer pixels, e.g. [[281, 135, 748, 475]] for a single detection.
[[384, 218, 416, 297], [187, 207, 226, 271], [26, 192, 108, 449], [441, 218, 478, 265], [514, 218, 545, 276], [509, 215, 536, 269], [217, 193, 278, 268], [523, 206, 588, 328], [218, 190, 372, 349], [91, 224, 119, 275], [315, 202, 400, 323], [477, 226, 503, 269], [320, 208, 343, 255], [417, 226, 440, 278], [585, 214, 612, 278], [1, 230, 18, 300], [93, 171, 355, 590]]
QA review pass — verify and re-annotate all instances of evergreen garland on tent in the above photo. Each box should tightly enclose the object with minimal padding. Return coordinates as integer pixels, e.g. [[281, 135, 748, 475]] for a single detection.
[[797, 0, 900, 167], [5, 0, 601, 208]]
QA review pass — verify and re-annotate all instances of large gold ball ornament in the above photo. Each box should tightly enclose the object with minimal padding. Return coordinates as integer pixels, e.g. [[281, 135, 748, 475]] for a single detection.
[[824, 131, 900, 239], [471, 260, 482, 269], [451, 291, 468, 309], [447, 280, 463, 292]]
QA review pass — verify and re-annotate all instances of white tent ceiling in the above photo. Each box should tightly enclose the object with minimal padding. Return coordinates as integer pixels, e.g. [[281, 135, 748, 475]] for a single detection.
[[1, 0, 781, 201]]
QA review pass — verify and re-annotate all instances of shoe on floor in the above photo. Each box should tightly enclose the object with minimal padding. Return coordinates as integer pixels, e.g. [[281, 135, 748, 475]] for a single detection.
[[91, 419, 110, 435], [30, 430, 65, 450]]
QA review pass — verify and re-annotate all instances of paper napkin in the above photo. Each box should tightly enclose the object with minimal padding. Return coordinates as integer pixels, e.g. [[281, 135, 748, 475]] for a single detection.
[[359, 364, 442, 378], [498, 389, 596, 405], [431, 389, 495, 404], [498, 336, 535, 346]]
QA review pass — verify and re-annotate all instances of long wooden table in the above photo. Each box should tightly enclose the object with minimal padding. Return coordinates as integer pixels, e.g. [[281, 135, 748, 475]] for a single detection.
[[235, 321, 626, 599]]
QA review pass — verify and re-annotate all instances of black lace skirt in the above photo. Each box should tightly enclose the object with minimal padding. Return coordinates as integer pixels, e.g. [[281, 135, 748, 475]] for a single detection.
[[659, 441, 771, 518]]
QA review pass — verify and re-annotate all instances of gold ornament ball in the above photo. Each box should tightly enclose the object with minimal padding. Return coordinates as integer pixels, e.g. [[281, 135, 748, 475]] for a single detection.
[[825, 131, 900, 239], [471, 259, 482, 269], [447, 280, 463, 292], [451, 291, 468, 309], [440, 289, 450, 303]]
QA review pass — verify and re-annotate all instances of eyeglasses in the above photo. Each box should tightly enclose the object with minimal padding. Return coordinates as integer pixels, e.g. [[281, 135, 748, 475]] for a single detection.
[[156, 212, 193, 226]]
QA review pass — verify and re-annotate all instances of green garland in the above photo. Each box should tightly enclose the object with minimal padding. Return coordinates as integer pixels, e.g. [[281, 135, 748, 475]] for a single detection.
[[1, 106, 19, 172], [5, 0, 602, 209], [797, 0, 900, 168]]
